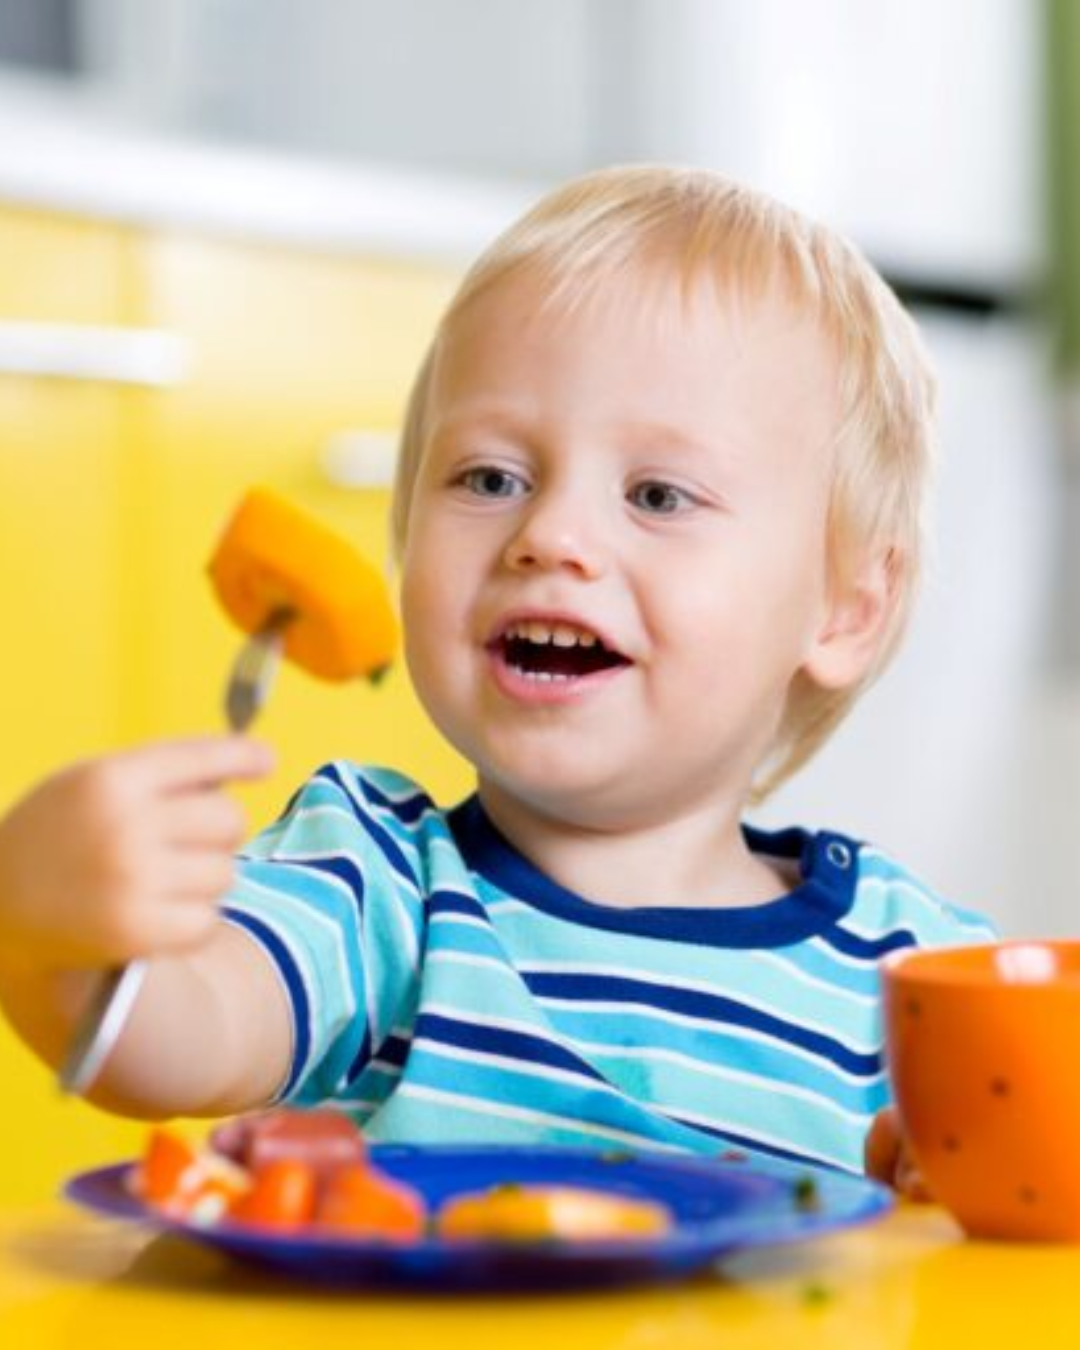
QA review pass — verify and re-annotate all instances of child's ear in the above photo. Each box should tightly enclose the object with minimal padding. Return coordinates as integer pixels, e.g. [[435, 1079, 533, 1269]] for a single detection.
[[802, 546, 902, 691]]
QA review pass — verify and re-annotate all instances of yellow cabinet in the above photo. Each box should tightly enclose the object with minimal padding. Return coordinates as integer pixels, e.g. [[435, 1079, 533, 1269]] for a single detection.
[[0, 206, 150, 1201], [0, 208, 134, 803], [0, 206, 472, 1202]]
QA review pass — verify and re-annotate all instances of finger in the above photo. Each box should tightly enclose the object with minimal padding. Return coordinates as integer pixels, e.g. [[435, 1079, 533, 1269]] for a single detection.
[[864, 1106, 901, 1183], [147, 898, 223, 953], [159, 794, 249, 848], [121, 736, 275, 794], [106, 893, 222, 958], [896, 1157, 935, 1203], [161, 851, 241, 901]]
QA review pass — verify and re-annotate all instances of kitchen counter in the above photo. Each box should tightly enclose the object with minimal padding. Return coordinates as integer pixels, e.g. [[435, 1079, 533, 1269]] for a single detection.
[[0, 76, 534, 258], [4, 1199, 1080, 1349]]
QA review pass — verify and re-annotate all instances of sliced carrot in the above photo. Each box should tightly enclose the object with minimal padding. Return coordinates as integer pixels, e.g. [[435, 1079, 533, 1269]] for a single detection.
[[316, 1163, 427, 1241], [132, 1127, 201, 1206], [227, 1158, 318, 1230]]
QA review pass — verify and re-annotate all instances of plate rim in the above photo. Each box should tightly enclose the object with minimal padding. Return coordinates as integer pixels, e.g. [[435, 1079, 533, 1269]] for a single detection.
[[63, 1142, 893, 1266]]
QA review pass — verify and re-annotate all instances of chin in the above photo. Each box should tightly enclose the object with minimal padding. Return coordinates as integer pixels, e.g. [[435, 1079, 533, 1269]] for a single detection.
[[481, 762, 648, 830]]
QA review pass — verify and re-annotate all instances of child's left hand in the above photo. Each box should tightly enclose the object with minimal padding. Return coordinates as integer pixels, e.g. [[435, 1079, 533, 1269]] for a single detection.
[[864, 1106, 933, 1201]]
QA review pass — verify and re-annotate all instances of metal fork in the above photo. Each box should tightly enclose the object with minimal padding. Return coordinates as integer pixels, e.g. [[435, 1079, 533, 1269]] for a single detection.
[[57, 608, 294, 1096]]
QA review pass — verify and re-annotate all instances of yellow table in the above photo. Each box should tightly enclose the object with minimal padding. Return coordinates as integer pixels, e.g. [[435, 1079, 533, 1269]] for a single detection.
[[3, 1200, 1080, 1350]]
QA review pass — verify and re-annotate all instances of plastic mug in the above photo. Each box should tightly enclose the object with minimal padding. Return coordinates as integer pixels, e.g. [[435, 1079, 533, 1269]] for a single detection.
[[882, 940, 1080, 1242]]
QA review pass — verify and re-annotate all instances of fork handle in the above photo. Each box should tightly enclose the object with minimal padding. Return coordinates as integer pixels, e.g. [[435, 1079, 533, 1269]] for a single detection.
[[58, 609, 286, 1096], [58, 960, 150, 1096]]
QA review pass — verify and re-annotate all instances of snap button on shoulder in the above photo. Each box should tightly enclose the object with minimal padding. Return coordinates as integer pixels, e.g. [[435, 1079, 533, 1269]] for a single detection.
[[825, 840, 853, 870]]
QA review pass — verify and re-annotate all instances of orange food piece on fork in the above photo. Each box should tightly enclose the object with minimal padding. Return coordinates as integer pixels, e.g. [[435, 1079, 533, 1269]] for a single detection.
[[208, 486, 398, 682]]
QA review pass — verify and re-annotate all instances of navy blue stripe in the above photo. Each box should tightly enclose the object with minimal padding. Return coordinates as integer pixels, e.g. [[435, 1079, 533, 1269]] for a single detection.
[[371, 1031, 412, 1070], [414, 1012, 608, 1082], [317, 764, 421, 888], [677, 1117, 851, 1173], [522, 971, 881, 1077], [447, 795, 858, 947], [825, 926, 919, 960], [354, 774, 437, 825], [272, 781, 306, 825], [428, 888, 490, 921], [393, 1013, 846, 1173], [288, 853, 368, 904], [222, 906, 311, 1098]]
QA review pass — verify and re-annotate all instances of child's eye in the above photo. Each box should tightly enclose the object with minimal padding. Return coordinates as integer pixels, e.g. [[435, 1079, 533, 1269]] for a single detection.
[[455, 465, 529, 499], [628, 480, 697, 515]]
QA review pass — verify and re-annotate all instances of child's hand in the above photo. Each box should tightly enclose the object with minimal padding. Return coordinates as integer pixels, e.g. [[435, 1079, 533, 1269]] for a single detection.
[[0, 736, 273, 973], [864, 1105, 933, 1201]]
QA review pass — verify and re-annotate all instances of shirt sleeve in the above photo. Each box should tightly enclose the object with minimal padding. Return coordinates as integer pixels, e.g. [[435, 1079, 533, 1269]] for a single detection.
[[221, 763, 427, 1105], [855, 843, 1001, 947]]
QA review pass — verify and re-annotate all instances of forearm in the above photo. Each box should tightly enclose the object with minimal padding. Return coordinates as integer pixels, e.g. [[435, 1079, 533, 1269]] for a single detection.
[[0, 923, 292, 1119]]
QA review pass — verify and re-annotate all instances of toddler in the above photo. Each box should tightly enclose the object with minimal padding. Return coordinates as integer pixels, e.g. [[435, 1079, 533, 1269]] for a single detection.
[[0, 166, 994, 1186]]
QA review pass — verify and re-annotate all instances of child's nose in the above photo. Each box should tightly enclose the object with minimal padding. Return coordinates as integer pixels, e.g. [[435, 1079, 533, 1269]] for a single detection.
[[501, 494, 607, 579]]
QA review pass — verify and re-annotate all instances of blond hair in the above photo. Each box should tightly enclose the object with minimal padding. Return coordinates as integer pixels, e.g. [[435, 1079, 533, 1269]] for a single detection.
[[391, 165, 937, 800]]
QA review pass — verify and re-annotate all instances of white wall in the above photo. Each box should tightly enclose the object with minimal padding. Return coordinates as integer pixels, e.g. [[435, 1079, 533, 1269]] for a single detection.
[[75, 0, 1043, 289], [622, 0, 1042, 287], [757, 313, 1069, 937], [77, 0, 601, 179]]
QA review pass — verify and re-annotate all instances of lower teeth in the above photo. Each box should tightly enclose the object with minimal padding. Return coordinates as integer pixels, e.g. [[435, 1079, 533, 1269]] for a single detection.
[[512, 667, 573, 682]]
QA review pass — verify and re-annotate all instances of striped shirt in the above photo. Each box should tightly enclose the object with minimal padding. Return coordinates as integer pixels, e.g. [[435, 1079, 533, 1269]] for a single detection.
[[223, 762, 995, 1174]]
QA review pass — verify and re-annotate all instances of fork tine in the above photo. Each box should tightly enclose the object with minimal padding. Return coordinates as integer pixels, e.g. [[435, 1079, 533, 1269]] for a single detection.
[[224, 606, 293, 731]]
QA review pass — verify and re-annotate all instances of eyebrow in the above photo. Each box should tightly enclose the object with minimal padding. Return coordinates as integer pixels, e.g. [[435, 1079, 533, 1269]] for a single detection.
[[615, 421, 733, 460], [430, 407, 735, 458], [427, 404, 533, 443]]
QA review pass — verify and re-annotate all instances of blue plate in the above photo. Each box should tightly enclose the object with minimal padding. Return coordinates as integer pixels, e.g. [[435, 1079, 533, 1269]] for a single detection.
[[64, 1145, 891, 1291]]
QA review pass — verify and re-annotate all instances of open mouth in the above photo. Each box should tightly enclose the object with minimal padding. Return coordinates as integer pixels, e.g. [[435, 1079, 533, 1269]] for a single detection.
[[494, 621, 630, 681]]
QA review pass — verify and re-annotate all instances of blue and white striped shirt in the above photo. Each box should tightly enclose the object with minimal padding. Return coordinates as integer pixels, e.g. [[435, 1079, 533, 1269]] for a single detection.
[[223, 763, 995, 1174]]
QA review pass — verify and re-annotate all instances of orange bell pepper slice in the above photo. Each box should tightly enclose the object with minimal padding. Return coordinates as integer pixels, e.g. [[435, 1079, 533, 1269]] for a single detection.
[[316, 1163, 427, 1241], [207, 487, 397, 683], [435, 1183, 672, 1242]]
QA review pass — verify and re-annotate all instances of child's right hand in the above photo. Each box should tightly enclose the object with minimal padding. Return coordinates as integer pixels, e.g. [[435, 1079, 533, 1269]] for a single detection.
[[0, 736, 274, 974]]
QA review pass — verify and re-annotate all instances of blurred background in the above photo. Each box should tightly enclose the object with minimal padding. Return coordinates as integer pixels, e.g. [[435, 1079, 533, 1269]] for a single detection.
[[0, 0, 1076, 1195]]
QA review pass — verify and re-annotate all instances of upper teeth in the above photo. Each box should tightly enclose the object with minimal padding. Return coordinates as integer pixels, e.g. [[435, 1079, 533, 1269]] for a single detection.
[[507, 621, 599, 648]]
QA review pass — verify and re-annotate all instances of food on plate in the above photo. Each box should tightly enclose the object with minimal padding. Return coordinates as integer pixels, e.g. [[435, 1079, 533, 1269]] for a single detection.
[[792, 1173, 822, 1213], [130, 1109, 422, 1238], [136, 1126, 199, 1205], [209, 1106, 366, 1185], [317, 1163, 427, 1240], [129, 1109, 674, 1244], [435, 1182, 673, 1242], [227, 1158, 319, 1230], [131, 1126, 250, 1224], [207, 486, 398, 682]]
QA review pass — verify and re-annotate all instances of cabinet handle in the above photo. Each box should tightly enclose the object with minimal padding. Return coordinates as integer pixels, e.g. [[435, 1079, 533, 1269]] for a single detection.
[[319, 429, 398, 488], [0, 322, 188, 386]]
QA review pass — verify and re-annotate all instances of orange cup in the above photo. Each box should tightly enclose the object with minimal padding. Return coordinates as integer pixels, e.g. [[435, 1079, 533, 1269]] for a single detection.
[[882, 940, 1080, 1242]]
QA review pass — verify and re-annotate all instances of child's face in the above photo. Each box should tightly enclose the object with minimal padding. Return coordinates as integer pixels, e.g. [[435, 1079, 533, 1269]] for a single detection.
[[400, 271, 851, 830]]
